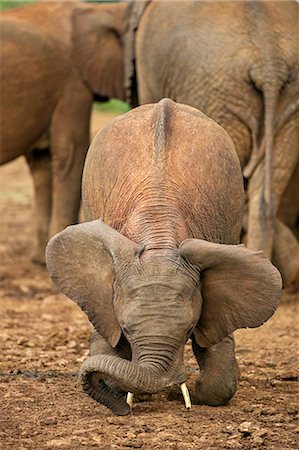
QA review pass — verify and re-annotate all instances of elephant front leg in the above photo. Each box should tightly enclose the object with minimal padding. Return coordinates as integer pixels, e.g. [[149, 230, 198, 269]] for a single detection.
[[50, 139, 86, 238], [191, 335, 239, 406], [49, 80, 92, 239], [26, 149, 52, 264]]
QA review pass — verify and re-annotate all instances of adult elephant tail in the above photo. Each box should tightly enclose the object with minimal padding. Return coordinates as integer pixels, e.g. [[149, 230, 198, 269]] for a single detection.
[[243, 60, 288, 258]]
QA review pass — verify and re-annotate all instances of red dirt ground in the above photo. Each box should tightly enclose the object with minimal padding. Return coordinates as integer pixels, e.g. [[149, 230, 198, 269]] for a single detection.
[[0, 111, 298, 450]]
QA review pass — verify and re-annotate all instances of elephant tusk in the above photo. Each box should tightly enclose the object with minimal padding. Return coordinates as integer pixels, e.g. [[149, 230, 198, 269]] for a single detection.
[[126, 392, 134, 412], [180, 383, 191, 411]]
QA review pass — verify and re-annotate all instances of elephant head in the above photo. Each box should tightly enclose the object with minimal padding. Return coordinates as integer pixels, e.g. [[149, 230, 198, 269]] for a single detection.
[[46, 219, 281, 415], [71, 2, 129, 101]]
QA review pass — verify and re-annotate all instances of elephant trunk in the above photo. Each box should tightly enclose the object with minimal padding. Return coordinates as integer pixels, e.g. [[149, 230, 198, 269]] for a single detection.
[[79, 340, 186, 415]]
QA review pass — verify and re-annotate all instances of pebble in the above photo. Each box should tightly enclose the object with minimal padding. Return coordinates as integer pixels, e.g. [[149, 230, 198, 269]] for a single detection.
[[260, 407, 275, 416], [238, 421, 254, 435], [17, 337, 28, 345]]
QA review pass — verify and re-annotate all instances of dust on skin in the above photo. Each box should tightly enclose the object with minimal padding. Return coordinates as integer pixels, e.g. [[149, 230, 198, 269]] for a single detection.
[[0, 111, 298, 449]]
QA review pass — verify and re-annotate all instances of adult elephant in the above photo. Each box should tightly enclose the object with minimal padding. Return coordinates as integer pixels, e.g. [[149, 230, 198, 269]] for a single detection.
[[0, 0, 127, 262], [128, 0, 299, 290]]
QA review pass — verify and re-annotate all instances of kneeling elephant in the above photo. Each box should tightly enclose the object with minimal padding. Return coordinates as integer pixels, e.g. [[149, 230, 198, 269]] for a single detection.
[[46, 99, 281, 415]]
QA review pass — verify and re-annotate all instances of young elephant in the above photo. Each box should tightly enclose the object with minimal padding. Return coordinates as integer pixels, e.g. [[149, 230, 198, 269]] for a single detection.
[[46, 99, 281, 416]]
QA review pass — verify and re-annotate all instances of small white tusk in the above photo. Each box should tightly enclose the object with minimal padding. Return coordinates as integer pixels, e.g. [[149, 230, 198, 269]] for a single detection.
[[126, 392, 134, 411], [180, 383, 191, 411]]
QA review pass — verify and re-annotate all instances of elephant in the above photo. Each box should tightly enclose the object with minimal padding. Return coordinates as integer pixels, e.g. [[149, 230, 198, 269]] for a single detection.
[[0, 0, 128, 262], [46, 99, 281, 415], [127, 0, 299, 290]]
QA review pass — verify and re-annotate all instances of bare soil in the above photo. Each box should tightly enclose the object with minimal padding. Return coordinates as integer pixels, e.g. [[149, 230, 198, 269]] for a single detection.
[[0, 111, 298, 450]]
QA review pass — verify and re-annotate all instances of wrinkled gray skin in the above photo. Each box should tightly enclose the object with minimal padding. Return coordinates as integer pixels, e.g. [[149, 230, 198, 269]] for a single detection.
[[0, 1, 127, 262], [134, 0, 299, 290], [46, 99, 281, 415]]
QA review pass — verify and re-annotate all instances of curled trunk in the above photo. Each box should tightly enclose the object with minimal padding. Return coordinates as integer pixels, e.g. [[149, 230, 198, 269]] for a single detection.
[[79, 353, 186, 415]]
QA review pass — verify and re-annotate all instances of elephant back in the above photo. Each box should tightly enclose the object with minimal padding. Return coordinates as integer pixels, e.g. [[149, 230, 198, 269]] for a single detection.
[[82, 99, 244, 243]]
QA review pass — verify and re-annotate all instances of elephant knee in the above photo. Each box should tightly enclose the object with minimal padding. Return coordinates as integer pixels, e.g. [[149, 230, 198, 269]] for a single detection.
[[194, 373, 238, 406], [194, 357, 239, 406]]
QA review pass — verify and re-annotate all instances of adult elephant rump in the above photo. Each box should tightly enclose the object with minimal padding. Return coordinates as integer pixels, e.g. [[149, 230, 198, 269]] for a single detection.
[[131, 0, 299, 290]]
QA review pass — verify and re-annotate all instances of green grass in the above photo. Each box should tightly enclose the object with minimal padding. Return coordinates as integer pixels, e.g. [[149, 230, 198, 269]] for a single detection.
[[95, 99, 130, 114], [0, 0, 35, 11], [0, 0, 118, 10]]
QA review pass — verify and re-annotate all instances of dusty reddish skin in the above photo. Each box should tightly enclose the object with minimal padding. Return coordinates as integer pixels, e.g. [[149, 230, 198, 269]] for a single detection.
[[0, 0, 127, 262], [0, 136, 296, 445], [44, 99, 280, 416], [134, 0, 299, 289], [83, 101, 243, 245]]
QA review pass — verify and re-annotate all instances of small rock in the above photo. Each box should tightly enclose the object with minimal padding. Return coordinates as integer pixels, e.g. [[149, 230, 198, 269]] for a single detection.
[[278, 372, 298, 382], [40, 419, 58, 426], [260, 407, 275, 416], [20, 285, 30, 294], [254, 428, 268, 438], [270, 379, 283, 387], [17, 337, 28, 346], [57, 359, 68, 367], [252, 436, 264, 446], [243, 405, 254, 413], [238, 421, 254, 436], [222, 425, 235, 435]]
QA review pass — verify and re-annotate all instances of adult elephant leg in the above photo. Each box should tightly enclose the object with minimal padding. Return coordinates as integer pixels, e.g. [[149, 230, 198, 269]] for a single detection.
[[272, 219, 299, 291], [25, 148, 52, 263], [191, 335, 239, 406], [278, 161, 299, 239], [49, 78, 92, 238]]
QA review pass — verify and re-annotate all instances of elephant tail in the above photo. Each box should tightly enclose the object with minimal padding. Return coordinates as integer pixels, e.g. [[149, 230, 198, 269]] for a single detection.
[[244, 60, 288, 257]]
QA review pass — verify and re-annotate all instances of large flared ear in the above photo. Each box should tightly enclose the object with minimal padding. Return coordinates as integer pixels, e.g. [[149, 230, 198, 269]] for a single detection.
[[46, 219, 142, 347], [72, 3, 127, 100], [180, 239, 282, 347]]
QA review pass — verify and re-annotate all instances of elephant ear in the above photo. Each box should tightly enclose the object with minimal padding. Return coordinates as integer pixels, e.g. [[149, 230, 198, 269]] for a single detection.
[[46, 219, 142, 348], [72, 4, 127, 100], [180, 239, 282, 348]]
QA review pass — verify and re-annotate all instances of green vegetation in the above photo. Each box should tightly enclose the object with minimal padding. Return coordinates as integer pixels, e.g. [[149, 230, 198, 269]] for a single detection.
[[95, 99, 130, 114], [0, 0, 35, 11], [0, 0, 118, 10]]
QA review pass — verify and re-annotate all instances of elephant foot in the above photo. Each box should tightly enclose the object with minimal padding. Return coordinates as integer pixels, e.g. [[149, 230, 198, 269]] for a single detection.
[[192, 335, 239, 406], [194, 357, 239, 406]]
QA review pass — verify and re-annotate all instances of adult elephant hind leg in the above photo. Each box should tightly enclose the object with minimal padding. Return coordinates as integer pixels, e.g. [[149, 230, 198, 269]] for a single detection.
[[273, 219, 299, 293], [246, 112, 299, 262], [275, 162, 299, 291], [49, 80, 92, 238], [191, 335, 239, 406], [25, 148, 52, 264]]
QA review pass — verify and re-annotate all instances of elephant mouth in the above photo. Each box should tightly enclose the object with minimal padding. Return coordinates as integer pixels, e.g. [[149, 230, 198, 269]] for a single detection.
[[126, 382, 191, 411], [79, 353, 191, 415]]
